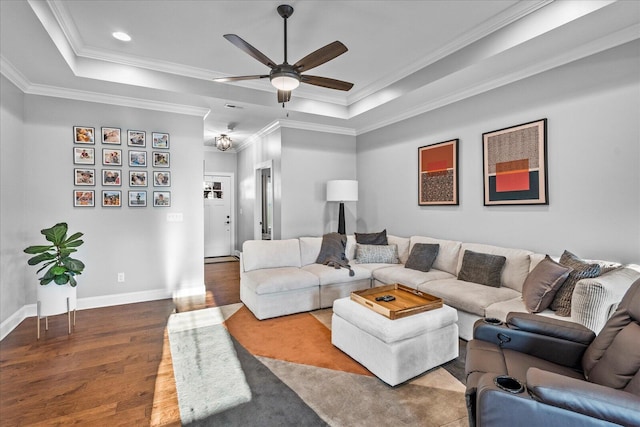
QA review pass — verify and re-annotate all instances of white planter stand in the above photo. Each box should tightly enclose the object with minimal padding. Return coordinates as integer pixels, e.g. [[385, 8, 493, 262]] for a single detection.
[[36, 284, 77, 339]]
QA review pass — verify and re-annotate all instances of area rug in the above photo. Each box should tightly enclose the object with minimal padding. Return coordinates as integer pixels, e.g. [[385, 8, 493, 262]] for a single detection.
[[167, 307, 251, 424], [187, 304, 469, 426]]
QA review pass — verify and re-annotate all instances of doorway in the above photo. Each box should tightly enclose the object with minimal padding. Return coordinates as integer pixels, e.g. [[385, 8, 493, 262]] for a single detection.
[[204, 174, 233, 257], [254, 161, 273, 240]]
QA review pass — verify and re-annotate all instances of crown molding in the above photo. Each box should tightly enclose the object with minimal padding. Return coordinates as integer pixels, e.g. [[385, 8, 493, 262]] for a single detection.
[[356, 22, 640, 136], [347, 0, 553, 104], [0, 56, 30, 92], [233, 119, 356, 153], [29, 84, 210, 117]]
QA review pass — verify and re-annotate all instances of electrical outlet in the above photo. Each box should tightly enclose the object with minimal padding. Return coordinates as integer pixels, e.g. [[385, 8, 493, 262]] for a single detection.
[[117, 272, 125, 283]]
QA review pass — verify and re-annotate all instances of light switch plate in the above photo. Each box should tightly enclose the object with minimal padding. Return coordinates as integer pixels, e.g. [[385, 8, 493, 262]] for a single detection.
[[167, 212, 183, 222]]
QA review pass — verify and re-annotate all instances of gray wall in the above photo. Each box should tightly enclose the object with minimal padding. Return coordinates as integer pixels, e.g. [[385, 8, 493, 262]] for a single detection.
[[357, 41, 640, 263], [281, 127, 357, 238], [236, 126, 358, 248], [204, 148, 237, 174], [1, 76, 26, 324], [14, 94, 205, 312], [237, 127, 282, 247]]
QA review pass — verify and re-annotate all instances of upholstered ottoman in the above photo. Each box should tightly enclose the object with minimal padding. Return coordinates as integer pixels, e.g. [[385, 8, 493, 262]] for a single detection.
[[331, 296, 458, 386]]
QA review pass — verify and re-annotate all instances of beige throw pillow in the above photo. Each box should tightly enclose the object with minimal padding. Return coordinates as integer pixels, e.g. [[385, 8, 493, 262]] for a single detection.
[[522, 255, 572, 313]]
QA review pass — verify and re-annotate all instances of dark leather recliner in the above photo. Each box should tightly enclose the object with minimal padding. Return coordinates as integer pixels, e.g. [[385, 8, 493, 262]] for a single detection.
[[465, 278, 640, 427]]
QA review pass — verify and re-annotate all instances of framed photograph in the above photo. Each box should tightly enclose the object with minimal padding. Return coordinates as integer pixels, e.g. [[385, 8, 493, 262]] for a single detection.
[[102, 148, 122, 166], [102, 127, 121, 144], [129, 150, 147, 167], [153, 171, 170, 187], [418, 139, 459, 206], [152, 151, 170, 167], [102, 190, 121, 207], [74, 190, 94, 207], [102, 169, 122, 186], [74, 126, 95, 144], [128, 191, 147, 207], [483, 118, 548, 205], [74, 147, 95, 165], [153, 191, 171, 207], [152, 132, 169, 149], [127, 130, 146, 147], [74, 168, 95, 186], [130, 170, 147, 187]]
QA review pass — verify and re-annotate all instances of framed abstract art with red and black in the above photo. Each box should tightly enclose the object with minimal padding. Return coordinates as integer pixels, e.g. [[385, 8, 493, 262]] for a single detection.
[[483, 119, 548, 206], [418, 139, 459, 206]]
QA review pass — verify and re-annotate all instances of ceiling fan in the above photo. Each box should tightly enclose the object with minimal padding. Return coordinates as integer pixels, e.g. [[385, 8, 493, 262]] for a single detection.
[[213, 4, 353, 104]]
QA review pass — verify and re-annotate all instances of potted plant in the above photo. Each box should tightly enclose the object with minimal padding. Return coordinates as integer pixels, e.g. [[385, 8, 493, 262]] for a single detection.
[[24, 223, 85, 335], [24, 222, 85, 286]]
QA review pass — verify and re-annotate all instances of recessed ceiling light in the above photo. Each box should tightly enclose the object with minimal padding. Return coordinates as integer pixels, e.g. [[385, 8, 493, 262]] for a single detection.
[[112, 32, 131, 42]]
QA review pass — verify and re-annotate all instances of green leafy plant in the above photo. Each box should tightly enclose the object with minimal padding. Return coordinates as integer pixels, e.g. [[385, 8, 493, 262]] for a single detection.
[[24, 222, 85, 286]]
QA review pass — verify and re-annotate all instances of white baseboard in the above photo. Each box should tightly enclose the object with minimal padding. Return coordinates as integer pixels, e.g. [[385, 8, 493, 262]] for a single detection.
[[0, 306, 29, 342], [0, 287, 174, 342]]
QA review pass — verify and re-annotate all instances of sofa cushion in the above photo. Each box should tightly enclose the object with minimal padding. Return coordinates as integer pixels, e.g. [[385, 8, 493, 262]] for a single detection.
[[417, 279, 520, 316], [485, 297, 568, 323], [373, 265, 455, 288], [522, 255, 572, 313], [388, 235, 411, 264], [242, 239, 301, 272], [355, 229, 387, 245], [457, 243, 534, 292], [551, 250, 601, 316], [457, 250, 506, 288], [302, 263, 371, 286], [355, 244, 399, 264], [299, 237, 322, 266], [410, 236, 462, 276], [405, 243, 440, 272], [242, 267, 319, 294]]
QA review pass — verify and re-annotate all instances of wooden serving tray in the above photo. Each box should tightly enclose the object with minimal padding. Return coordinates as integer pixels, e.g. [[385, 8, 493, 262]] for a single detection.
[[350, 284, 443, 320]]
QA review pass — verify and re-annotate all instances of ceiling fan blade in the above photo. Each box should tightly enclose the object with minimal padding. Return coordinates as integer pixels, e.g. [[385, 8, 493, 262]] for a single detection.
[[223, 34, 277, 69], [213, 75, 269, 82], [277, 90, 291, 103], [293, 41, 348, 73], [301, 75, 354, 91]]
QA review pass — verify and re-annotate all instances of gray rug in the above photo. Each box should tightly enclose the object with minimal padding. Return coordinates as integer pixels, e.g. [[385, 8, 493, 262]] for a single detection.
[[167, 308, 251, 424]]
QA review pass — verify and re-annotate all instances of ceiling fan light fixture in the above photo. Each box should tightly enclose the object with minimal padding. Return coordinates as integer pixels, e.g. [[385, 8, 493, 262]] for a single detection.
[[270, 70, 300, 91], [215, 134, 232, 151]]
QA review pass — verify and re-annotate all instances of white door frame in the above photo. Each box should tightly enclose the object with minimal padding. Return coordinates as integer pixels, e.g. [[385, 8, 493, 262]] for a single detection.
[[254, 160, 273, 240], [204, 171, 236, 256]]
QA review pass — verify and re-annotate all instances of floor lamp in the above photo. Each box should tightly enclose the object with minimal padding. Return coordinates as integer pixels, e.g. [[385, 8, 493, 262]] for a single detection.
[[327, 180, 358, 235]]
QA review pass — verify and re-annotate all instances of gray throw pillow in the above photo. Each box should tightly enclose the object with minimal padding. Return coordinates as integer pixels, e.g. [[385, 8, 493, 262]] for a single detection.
[[522, 255, 572, 313], [457, 250, 506, 288], [550, 250, 601, 317], [355, 244, 399, 264], [405, 243, 440, 272], [355, 229, 388, 245]]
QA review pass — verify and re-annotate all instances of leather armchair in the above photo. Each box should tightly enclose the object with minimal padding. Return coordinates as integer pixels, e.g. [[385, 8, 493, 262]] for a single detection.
[[465, 278, 640, 427]]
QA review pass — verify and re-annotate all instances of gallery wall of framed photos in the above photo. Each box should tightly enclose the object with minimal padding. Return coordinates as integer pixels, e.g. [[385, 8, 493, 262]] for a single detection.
[[72, 126, 172, 208]]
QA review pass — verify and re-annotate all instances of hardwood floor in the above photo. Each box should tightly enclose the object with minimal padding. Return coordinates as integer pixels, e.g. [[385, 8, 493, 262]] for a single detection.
[[0, 260, 240, 426]]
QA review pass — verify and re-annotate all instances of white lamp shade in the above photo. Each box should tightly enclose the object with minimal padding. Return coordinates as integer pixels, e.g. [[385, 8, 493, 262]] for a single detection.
[[327, 180, 358, 202]]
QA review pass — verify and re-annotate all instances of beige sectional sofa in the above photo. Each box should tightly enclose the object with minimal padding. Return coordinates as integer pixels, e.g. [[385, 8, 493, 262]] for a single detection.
[[240, 235, 640, 340]]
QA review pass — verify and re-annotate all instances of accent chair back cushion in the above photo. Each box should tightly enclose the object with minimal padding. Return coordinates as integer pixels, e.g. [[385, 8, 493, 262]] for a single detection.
[[582, 278, 640, 396]]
